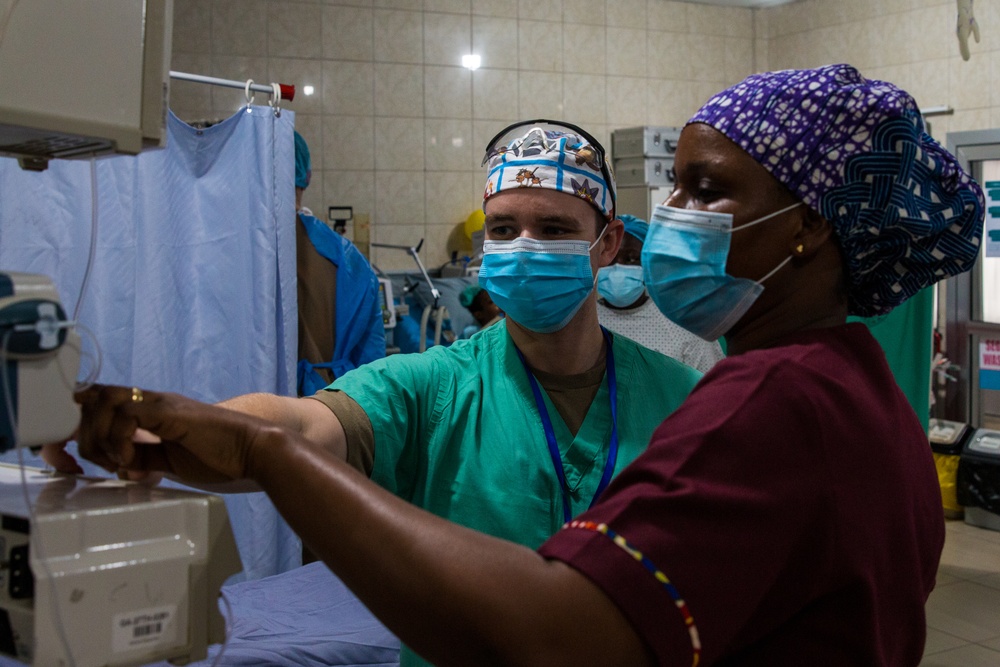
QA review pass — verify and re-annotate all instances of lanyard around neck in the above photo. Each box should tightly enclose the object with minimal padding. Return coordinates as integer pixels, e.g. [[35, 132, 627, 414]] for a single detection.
[[515, 328, 619, 524]]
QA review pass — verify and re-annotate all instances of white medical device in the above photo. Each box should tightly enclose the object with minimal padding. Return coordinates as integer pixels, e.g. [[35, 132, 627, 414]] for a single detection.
[[0, 464, 241, 666], [0, 273, 80, 451], [0, 273, 243, 666], [0, 0, 173, 170]]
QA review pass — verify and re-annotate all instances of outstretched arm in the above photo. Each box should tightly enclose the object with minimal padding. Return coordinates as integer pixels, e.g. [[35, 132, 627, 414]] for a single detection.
[[49, 390, 349, 492], [216, 392, 348, 460], [75, 386, 654, 667]]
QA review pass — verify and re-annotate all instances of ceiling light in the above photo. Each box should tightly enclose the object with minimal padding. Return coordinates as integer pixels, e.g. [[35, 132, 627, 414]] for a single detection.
[[461, 54, 481, 70]]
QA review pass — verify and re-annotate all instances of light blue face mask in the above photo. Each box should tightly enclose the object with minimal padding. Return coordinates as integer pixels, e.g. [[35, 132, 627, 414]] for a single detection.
[[479, 227, 606, 334], [641, 202, 802, 341], [597, 264, 645, 308]]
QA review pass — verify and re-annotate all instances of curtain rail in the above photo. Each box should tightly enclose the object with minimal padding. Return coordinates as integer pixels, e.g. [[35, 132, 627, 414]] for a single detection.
[[169, 71, 295, 102]]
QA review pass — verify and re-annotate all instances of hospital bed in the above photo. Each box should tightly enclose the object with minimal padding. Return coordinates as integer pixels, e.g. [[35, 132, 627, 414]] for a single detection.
[[143, 563, 400, 667]]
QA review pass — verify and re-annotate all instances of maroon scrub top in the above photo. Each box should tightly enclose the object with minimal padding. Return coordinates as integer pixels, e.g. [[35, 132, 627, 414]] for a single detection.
[[539, 323, 944, 666]]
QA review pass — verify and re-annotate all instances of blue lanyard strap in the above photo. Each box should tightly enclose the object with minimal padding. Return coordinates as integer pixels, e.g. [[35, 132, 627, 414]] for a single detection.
[[515, 328, 619, 524]]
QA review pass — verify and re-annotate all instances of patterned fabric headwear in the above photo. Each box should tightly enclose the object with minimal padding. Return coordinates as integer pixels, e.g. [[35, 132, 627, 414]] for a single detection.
[[688, 63, 984, 317], [294, 131, 311, 189], [619, 214, 649, 244], [483, 125, 615, 220]]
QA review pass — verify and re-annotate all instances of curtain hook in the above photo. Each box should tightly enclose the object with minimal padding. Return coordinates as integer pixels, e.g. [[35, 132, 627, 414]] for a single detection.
[[269, 82, 282, 117], [244, 79, 255, 112]]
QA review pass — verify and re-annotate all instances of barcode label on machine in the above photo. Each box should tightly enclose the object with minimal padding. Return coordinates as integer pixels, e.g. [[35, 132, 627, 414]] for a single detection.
[[112, 605, 178, 653], [133, 622, 162, 637]]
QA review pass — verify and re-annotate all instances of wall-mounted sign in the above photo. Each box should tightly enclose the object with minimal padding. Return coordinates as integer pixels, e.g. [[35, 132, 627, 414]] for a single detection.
[[980, 338, 1000, 390]]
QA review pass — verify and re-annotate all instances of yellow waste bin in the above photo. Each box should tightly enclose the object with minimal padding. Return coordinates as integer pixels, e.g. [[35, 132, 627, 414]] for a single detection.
[[929, 418, 972, 519]]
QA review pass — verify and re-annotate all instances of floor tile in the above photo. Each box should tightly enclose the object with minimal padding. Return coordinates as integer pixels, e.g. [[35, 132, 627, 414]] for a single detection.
[[919, 643, 1000, 666], [935, 571, 963, 587], [925, 581, 1000, 642], [937, 522, 1000, 581], [976, 572, 1000, 591], [922, 627, 970, 655], [922, 520, 1000, 663], [950, 520, 1000, 545]]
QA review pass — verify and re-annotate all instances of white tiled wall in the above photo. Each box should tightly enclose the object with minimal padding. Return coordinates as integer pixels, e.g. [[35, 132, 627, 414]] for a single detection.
[[170, 0, 755, 270], [170, 0, 996, 271], [763, 0, 999, 145]]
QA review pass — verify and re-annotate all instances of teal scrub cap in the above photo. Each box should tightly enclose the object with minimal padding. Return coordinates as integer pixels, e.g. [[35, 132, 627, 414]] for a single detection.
[[294, 131, 311, 189], [459, 284, 484, 308], [619, 214, 648, 244]]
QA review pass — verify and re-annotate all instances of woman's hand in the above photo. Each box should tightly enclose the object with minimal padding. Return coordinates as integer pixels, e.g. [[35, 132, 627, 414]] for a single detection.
[[41, 436, 163, 483], [74, 385, 275, 485], [40, 442, 84, 475]]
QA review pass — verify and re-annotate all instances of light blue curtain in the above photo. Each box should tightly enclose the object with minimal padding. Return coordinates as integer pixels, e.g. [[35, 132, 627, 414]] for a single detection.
[[0, 107, 300, 582]]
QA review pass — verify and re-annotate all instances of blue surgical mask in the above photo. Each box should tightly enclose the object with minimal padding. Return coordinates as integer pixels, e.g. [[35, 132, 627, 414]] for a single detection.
[[479, 227, 606, 334], [641, 202, 801, 341], [597, 264, 645, 308]]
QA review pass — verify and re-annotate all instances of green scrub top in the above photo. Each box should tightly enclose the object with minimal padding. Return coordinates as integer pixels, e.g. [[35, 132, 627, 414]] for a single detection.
[[330, 321, 701, 667], [329, 320, 702, 549]]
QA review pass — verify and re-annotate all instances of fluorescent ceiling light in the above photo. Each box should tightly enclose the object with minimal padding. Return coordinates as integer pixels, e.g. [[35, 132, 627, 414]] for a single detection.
[[461, 54, 481, 70]]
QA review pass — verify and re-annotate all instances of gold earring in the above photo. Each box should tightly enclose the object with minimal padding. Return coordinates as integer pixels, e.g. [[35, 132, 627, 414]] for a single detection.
[[795, 244, 804, 254]]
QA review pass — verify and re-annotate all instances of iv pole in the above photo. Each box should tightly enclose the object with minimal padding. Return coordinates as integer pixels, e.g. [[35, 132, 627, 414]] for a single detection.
[[371, 240, 447, 353]]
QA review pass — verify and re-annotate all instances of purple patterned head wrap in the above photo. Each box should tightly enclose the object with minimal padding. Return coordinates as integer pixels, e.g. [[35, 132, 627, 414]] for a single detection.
[[688, 63, 984, 317]]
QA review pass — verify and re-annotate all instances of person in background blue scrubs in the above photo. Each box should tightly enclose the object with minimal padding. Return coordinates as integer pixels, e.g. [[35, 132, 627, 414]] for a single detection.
[[293, 132, 384, 396]]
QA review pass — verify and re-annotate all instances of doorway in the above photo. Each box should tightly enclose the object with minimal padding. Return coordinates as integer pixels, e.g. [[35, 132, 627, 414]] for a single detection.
[[941, 130, 1000, 428]]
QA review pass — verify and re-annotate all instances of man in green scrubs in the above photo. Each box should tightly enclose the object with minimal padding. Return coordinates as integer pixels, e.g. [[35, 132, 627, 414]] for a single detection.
[[295, 121, 701, 550]]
